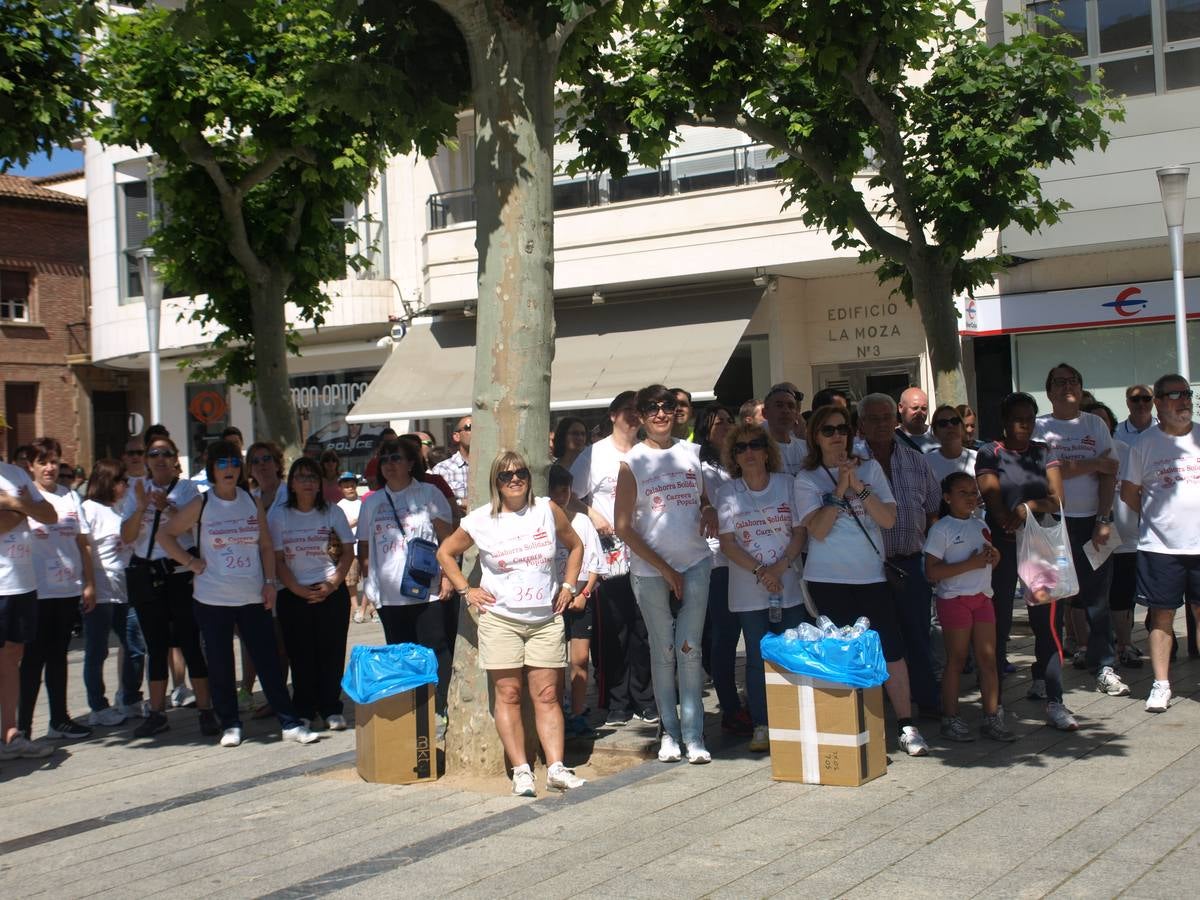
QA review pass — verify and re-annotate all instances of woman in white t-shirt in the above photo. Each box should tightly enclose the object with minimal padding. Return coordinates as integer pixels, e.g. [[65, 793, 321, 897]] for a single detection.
[[356, 438, 454, 718], [715, 425, 807, 754], [615, 384, 717, 765], [158, 439, 317, 748], [81, 459, 145, 727], [795, 405, 929, 757], [925, 405, 979, 488], [438, 451, 586, 797], [270, 457, 355, 730], [18, 438, 96, 741]]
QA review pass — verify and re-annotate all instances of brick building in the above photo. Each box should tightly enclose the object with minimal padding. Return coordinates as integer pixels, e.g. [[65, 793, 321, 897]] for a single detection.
[[0, 172, 145, 468]]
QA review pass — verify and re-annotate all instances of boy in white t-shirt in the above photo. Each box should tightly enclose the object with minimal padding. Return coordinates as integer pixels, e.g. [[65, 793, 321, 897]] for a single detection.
[[549, 466, 606, 738], [924, 472, 1014, 744]]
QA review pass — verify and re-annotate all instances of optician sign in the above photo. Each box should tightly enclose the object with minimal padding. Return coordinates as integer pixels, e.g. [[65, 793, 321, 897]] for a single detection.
[[958, 277, 1200, 336]]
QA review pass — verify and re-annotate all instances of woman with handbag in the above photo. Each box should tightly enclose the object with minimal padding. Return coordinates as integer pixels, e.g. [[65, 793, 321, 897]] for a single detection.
[[269, 457, 355, 730], [976, 392, 1074, 730], [356, 438, 454, 720], [119, 434, 214, 739], [157, 439, 318, 748], [794, 405, 930, 757]]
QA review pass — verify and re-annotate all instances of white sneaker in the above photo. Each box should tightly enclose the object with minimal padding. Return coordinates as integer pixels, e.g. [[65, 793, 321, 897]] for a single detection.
[[1026, 678, 1048, 700], [657, 734, 682, 762], [1146, 681, 1172, 713], [1096, 666, 1131, 697], [0, 735, 55, 759], [326, 714, 347, 731], [899, 725, 930, 757], [281, 724, 319, 744], [121, 700, 150, 719], [86, 707, 127, 727], [511, 766, 536, 797], [686, 742, 712, 765], [1046, 701, 1078, 730], [220, 727, 242, 747], [547, 763, 586, 791], [171, 685, 196, 708]]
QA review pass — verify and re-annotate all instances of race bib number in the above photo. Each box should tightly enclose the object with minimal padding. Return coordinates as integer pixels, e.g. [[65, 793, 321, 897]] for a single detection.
[[43, 556, 76, 585], [220, 547, 256, 571], [508, 582, 549, 609]]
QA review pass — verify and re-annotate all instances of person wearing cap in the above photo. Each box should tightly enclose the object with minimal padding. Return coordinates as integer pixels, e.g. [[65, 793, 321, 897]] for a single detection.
[[762, 383, 806, 476], [336, 472, 369, 624]]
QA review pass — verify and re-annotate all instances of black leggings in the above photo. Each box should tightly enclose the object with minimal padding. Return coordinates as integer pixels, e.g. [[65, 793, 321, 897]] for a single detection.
[[994, 536, 1063, 703], [277, 585, 351, 720], [133, 570, 208, 682], [18, 596, 78, 732]]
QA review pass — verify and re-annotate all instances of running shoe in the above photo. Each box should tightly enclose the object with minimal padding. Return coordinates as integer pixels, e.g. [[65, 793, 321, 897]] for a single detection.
[[633, 709, 660, 726], [604, 709, 632, 727], [133, 711, 169, 738], [353, 611, 365, 624], [1145, 681, 1172, 713], [46, 719, 93, 740], [547, 763, 587, 791], [121, 699, 150, 719], [198, 708, 221, 736], [0, 735, 55, 759], [281, 724, 319, 744], [1096, 666, 1131, 697], [1046, 702, 1078, 731], [722, 708, 754, 736], [220, 727, 242, 747], [1026, 679, 1048, 701], [171, 685, 196, 708], [86, 707, 127, 727], [899, 725, 930, 757], [511, 766, 536, 797], [326, 714, 348, 731], [749, 725, 770, 753], [1072, 649, 1088, 670], [981, 708, 1017, 742], [686, 742, 712, 765], [1118, 645, 1144, 669], [657, 734, 682, 762], [939, 715, 975, 742]]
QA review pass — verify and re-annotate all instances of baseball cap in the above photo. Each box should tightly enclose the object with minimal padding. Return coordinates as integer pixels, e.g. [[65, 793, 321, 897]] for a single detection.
[[338, 471, 357, 482]]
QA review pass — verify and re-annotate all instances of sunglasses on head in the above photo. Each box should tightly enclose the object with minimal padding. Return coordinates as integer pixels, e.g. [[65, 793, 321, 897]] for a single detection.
[[640, 399, 678, 415], [733, 437, 768, 454], [215, 457, 241, 470], [933, 416, 963, 429], [380, 453, 409, 464], [497, 467, 531, 485], [818, 423, 851, 437], [146, 448, 175, 459], [1157, 389, 1194, 401]]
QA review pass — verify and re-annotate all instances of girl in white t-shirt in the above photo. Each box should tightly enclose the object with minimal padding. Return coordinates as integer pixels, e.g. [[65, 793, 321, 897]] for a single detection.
[[615, 384, 716, 765], [18, 438, 96, 741], [81, 459, 144, 727], [438, 451, 586, 797], [923, 471, 1012, 743], [270, 457, 355, 730]]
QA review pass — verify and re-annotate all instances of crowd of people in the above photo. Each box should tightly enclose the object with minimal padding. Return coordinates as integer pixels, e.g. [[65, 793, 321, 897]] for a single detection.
[[2, 365, 1198, 799]]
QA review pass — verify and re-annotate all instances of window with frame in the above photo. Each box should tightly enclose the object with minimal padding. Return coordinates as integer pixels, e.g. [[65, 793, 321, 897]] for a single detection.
[[0, 270, 31, 322], [342, 176, 389, 280], [1029, 0, 1200, 96], [117, 178, 153, 304]]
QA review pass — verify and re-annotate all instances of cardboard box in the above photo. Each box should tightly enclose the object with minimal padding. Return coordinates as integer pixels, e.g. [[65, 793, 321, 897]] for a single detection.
[[355, 683, 437, 785], [764, 661, 886, 786]]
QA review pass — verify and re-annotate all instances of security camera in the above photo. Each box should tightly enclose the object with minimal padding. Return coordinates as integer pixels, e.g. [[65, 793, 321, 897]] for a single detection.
[[389, 321, 407, 341]]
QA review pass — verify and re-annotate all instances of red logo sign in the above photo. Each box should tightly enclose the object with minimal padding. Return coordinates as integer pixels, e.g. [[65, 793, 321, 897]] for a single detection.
[[188, 390, 228, 425]]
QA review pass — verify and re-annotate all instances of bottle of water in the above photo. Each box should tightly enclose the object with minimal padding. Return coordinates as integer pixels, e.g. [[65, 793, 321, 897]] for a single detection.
[[768, 592, 783, 624], [796, 622, 823, 642], [815, 614, 837, 637], [849, 616, 870, 638]]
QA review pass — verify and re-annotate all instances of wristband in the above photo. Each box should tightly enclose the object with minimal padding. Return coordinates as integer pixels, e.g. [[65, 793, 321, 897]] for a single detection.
[[857, 485, 873, 501], [580, 587, 591, 600], [456, 587, 470, 597]]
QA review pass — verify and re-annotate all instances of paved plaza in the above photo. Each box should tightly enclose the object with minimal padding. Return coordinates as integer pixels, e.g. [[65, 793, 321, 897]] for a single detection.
[[3, 611, 1199, 899]]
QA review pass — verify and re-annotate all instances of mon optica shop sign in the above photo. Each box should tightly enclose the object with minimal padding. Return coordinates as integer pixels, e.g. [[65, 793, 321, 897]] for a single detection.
[[958, 277, 1200, 336]]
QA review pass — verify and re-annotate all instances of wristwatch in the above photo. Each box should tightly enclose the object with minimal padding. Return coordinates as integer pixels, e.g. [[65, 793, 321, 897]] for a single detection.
[[1097, 514, 1113, 524], [561, 582, 577, 596]]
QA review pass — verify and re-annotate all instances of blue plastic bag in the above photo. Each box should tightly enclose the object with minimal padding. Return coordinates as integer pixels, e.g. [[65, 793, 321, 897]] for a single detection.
[[341, 643, 439, 705], [760, 629, 889, 688]]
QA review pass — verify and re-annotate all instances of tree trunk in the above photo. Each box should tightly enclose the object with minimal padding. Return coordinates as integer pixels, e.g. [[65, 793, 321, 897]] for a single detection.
[[908, 257, 967, 407], [248, 276, 303, 460], [444, 6, 559, 778]]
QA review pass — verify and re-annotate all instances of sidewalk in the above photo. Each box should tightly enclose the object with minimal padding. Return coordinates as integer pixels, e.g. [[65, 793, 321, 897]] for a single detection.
[[4, 611, 1199, 898]]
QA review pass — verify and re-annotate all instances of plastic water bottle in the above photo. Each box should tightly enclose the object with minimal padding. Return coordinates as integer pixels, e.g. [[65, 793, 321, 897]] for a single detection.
[[768, 592, 783, 624], [1056, 552, 1070, 586], [849, 616, 870, 638], [796, 622, 823, 642], [816, 614, 838, 637]]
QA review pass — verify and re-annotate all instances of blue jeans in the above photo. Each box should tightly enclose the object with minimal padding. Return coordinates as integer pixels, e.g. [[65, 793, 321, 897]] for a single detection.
[[889, 554, 941, 710], [82, 603, 146, 711], [738, 605, 808, 726], [631, 557, 711, 746], [703, 566, 743, 716]]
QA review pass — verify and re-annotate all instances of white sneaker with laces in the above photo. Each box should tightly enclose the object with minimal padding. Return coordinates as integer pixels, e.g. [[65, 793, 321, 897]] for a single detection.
[[1145, 681, 1171, 713], [657, 734, 682, 762], [326, 714, 347, 731], [1046, 701, 1078, 730], [686, 742, 712, 765], [899, 725, 930, 757], [511, 766, 536, 797], [220, 727, 242, 747], [87, 707, 127, 727], [0, 735, 55, 759], [547, 763, 586, 791], [171, 685, 196, 708], [1096, 666, 1131, 697], [281, 724, 319, 744]]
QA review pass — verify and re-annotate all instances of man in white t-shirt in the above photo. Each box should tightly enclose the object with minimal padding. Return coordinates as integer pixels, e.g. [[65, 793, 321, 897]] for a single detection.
[[1120, 373, 1200, 712], [1034, 362, 1129, 697], [1117, 383, 1157, 444], [569, 391, 657, 726], [762, 384, 806, 476]]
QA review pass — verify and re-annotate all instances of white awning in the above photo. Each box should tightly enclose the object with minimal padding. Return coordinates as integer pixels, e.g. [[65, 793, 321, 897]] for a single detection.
[[346, 292, 758, 423]]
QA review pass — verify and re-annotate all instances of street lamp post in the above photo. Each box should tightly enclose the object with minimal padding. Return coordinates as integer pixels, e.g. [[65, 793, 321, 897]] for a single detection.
[[1157, 166, 1191, 382], [132, 247, 164, 427]]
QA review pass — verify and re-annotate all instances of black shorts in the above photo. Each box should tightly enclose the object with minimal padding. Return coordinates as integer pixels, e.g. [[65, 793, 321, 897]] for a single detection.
[[563, 595, 594, 641], [1136, 551, 1200, 610], [1110, 552, 1136, 612], [0, 590, 38, 646], [805, 580, 906, 662]]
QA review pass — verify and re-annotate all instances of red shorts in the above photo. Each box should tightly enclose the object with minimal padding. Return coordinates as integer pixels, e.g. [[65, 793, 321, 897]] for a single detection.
[[936, 593, 995, 630]]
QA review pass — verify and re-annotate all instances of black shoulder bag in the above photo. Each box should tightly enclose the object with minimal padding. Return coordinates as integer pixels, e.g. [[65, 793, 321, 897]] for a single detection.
[[822, 465, 908, 593], [126, 477, 178, 604]]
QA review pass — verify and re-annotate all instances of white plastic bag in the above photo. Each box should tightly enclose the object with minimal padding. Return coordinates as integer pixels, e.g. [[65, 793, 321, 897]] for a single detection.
[[1015, 503, 1078, 605]]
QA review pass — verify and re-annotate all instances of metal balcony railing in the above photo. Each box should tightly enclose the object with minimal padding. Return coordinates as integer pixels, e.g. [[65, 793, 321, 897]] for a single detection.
[[426, 142, 781, 231]]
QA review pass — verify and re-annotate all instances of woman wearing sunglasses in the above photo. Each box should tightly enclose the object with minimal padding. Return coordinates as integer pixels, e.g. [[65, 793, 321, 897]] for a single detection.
[[438, 451, 585, 797], [119, 434, 213, 738], [614, 384, 717, 765], [269, 457, 355, 730], [715, 425, 806, 753], [241, 441, 288, 711], [158, 439, 318, 747], [925, 405, 978, 487], [794, 405, 930, 757], [356, 438, 455, 721]]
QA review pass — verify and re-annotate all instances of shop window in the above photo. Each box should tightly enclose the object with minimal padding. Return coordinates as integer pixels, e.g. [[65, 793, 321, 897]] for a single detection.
[[0, 270, 31, 322], [1029, 0, 1200, 96]]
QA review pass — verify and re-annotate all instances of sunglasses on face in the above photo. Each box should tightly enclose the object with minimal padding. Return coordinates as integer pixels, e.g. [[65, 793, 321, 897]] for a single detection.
[[146, 448, 175, 459], [497, 467, 531, 485], [380, 453, 409, 465], [1051, 376, 1081, 388], [215, 457, 242, 470], [733, 437, 769, 454], [1129, 395, 1153, 404], [124, 449, 144, 457], [456, 423, 472, 432], [1157, 389, 1194, 401], [640, 400, 678, 415], [249, 454, 274, 465], [933, 416, 963, 429], [818, 423, 851, 437]]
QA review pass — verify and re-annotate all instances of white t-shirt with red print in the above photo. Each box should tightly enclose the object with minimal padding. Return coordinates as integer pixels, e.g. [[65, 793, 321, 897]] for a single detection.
[[461, 498, 560, 624]]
